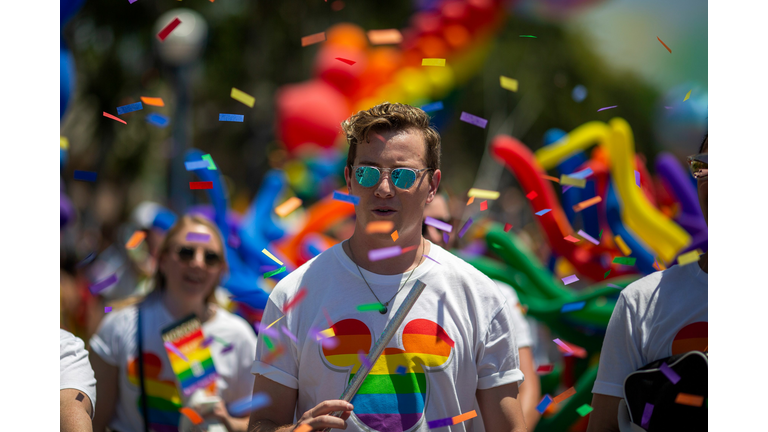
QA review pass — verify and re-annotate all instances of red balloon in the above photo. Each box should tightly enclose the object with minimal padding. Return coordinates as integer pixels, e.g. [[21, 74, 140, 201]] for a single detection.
[[315, 45, 367, 97], [276, 80, 350, 154]]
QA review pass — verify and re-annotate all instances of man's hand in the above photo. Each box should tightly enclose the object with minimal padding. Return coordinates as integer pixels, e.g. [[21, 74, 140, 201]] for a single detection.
[[204, 400, 250, 432], [294, 400, 354, 431]]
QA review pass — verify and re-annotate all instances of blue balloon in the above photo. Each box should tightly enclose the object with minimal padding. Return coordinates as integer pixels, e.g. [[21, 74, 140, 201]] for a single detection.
[[61, 48, 76, 120], [61, 0, 86, 26]]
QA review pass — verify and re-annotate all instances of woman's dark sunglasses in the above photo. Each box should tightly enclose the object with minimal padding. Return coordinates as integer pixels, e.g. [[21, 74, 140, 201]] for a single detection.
[[175, 245, 223, 268], [353, 165, 433, 190], [686, 154, 708, 179]]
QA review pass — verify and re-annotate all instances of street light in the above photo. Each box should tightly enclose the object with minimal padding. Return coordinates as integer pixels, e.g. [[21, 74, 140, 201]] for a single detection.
[[153, 9, 208, 214]]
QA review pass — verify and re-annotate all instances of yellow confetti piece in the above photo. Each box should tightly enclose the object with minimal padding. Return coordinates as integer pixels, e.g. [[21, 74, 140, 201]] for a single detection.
[[614, 235, 632, 256], [274, 197, 302, 217], [262, 248, 284, 265], [140, 96, 165, 107], [301, 32, 326, 47], [677, 249, 701, 266], [367, 29, 403, 45], [265, 315, 284, 329], [319, 328, 335, 338], [467, 188, 501, 200], [421, 58, 446, 67], [560, 175, 587, 188], [684, 89, 692, 101], [231, 87, 255, 108], [366, 221, 395, 234], [391, 230, 399, 242], [60, 136, 69, 150], [499, 76, 518, 92]]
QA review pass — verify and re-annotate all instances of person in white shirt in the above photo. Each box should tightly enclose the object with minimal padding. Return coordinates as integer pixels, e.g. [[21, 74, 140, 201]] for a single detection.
[[586, 135, 708, 432], [61, 329, 97, 432], [248, 102, 528, 432]]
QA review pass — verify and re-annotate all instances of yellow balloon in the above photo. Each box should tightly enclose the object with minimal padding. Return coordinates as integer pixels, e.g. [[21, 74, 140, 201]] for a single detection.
[[535, 121, 611, 171], [423, 65, 455, 99], [393, 67, 432, 102]]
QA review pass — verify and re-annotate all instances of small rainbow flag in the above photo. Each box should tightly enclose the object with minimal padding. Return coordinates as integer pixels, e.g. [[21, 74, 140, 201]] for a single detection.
[[161, 315, 219, 396]]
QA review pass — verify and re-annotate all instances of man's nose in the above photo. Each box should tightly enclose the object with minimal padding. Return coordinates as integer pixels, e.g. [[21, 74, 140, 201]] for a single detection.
[[374, 173, 395, 198]]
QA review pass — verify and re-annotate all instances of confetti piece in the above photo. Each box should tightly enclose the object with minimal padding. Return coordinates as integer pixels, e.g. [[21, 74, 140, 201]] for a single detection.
[[391, 230, 399, 242], [536, 364, 554, 374], [357, 303, 386, 312], [146, 113, 169, 128], [369, 246, 402, 261], [442, 232, 449, 244], [535, 209, 551, 216], [561, 301, 586, 313], [554, 339, 587, 358], [157, 17, 182, 42], [126, 231, 147, 249], [458, 218, 474, 238], [333, 190, 360, 205], [103, 112, 127, 124], [184, 232, 211, 243], [425, 216, 453, 232], [262, 344, 285, 363], [597, 106, 618, 112], [578, 230, 600, 245], [77, 253, 96, 268], [319, 328, 335, 338], [452, 410, 477, 425], [75, 393, 85, 402], [396, 365, 407, 375], [263, 336, 275, 351], [358, 351, 372, 368], [657, 36, 672, 53], [526, 191, 538, 200], [421, 58, 446, 67], [421, 101, 444, 112], [504, 223, 513, 232], [117, 102, 143, 115], [164, 341, 188, 362], [684, 90, 692, 101], [189, 181, 213, 190], [568, 168, 594, 179], [675, 393, 704, 407], [459, 111, 488, 128], [677, 250, 701, 266], [257, 322, 279, 338], [140, 96, 164, 107], [427, 417, 454, 429], [367, 29, 403, 45], [335, 57, 356, 65], [230, 392, 272, 416], [424, 254, 441, 265], [467, 188, 500, 200], [560, 175, 587, 188], [499, 76, 519, 92], [185, 160, 211, 170], [104, 307, 112, 313], [264, 266, 287, 278], [573, 196, 602, 212], [553, 387, 576, 404], [366, 221, 394, 234], [201, 154, 217, 170], [614, 236, 632, 256], [604, 270, 611, 279], [519, 35, 537, 38], [561, 275, 579, 285], [180, 407, 204, 425], [641, 403, 654, 429], [74, 170, 97, 182], [230, 87, 255, 108], [536, 395, 553, 414], [60, 136, 69, 150], [219, 113, 244, 122], [466, 196, 474, 205], [89, 274, 118, 295], [294, 426, 312, 432], [279, 327, 298, 343], [659, 363, 681, 384], [612, 256, 636, 266], [275, 197, 302, 217], [201, 336, 214, 348], [479, 200, 488, 211], [607, 283, 622, 289], [541, 175, 560, 183], [262, 249, 283, 265], [635, 170, 641, 187], [301, 32, 326, 46], [576, 404, 593, 416], [564, 235, 580, 243], [401, 245, 418, 253], [599, 229, 603, 239]]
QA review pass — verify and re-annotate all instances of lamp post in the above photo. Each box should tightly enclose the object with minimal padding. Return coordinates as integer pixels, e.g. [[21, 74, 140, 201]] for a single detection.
[[153, 9, 208, 214]]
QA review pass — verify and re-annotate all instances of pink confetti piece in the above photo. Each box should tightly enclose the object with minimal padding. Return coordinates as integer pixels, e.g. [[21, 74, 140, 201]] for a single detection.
[[561, 274, 579, 285], [536, 364, 554, 374], [578, 230, 600, 245], [424, 254, 441, 265], [659, 363, 681, 384], [553, 338, 573, 353], [424, 216, 453, 232], [368, 246, 402, 261], [503, 223, 513, 232], [283, 287, 308, 313], [635, 170, 641, 187], [164, 341, 188, 362], [358, 351, 372, 368], [597, 105, 617, 112], [607, 283, 622, 289], [257, 322, 279, 338], [564, 235, 580, 243]]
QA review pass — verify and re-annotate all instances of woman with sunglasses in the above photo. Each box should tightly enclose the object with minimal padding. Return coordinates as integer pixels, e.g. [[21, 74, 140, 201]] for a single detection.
[[90, 215, 258, 432]]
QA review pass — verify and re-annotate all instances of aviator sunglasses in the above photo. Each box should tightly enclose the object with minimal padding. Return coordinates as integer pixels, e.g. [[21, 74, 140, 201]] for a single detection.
[[352, 165, 434, 190], [174, 245, 223, 268], [686, 154, 708, 179]]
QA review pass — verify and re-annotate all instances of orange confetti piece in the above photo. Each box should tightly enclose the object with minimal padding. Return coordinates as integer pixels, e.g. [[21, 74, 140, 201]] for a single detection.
[[391, 230, 399, 242], [301, 32, 326, 46], [480, 200, 488, 211], [466, 196, 474, 205], [367, 29, 403, 45], [452, 410, 477, 424], [294, 426, 313, 432], [140, 97, 165, 107], [179, 408, 204, 425], [573, 196, 602, 212], [657, 36, 672, 54], [541, 175, 560, 183], [675, 393, 704, 407], [552, 387, 576, 404], [366, 221, 395, 234], [263, 345, 286, 364], [274, 197, 303, 217], [126, 231, 147, 250]]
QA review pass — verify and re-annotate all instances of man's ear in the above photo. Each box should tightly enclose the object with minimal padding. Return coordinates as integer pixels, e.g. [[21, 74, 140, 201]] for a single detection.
[[426, 169, 441, 204], [344, 165, 353, 194]]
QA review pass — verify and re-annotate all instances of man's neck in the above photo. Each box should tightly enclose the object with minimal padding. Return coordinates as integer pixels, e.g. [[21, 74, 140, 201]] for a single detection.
[[346, 231, 429, 275], [698, 253, 708, 274], [161, 291, 210, 322]]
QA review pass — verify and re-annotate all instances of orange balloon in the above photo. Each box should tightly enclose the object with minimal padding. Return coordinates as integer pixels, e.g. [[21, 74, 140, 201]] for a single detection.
[[325, 23, 368, 51], [417, 35, 449, 59]]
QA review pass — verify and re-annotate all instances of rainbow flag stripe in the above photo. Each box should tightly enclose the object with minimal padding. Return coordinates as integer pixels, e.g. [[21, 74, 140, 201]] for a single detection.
[[162, 315, 219, 396]]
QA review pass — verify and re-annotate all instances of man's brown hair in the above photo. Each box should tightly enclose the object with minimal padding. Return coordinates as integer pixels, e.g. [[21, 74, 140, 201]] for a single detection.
[[342, 102, 441, 174]]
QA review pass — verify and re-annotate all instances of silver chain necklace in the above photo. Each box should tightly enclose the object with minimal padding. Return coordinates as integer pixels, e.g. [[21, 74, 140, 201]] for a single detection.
[[348, 238, 424, 314]]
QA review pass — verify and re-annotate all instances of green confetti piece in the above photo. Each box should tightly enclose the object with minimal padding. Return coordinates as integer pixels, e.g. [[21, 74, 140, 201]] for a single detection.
[[519, 35, 537, 38], [612, 257, 637, 266], [264, 266, 287, 278], [576, 404, 593, 417], [604, 270, 611, 279], [202, 154, 217, 170], [357, 303, 386, 312], [263, 335, 274, 351], [599, 229, 603, 239]]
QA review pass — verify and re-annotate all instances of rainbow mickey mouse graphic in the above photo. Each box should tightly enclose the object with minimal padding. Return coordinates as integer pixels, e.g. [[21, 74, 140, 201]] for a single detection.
[[321, 318, 455, 432]]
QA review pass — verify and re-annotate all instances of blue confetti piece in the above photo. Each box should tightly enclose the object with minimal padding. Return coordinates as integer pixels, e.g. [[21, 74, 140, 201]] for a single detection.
[[74, 170, 97, 182], [421, 101, 444, 112], [219, 113, 244, 122], [146, 113, 169, 128], [229, 392, 271, 416], [396, 365, 407, 375], [333, 191, 360, 205], [536, 395, 553, 414], [152, 211, 177, 231], [535, 209, 551, 216], [185, 160, 211, 171], [568, 167, 593, 179], [427, 417, 454, 429], [560, 301, 586, 313], [116, 101, 143, 115]]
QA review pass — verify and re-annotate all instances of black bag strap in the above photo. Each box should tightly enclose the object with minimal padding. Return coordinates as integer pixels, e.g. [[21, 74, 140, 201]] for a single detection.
[[137, 306, 150, 432]]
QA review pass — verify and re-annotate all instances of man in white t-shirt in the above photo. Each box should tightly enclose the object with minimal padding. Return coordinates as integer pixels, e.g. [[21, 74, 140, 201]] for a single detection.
[[248, 102, 527, 432], [61, 329, 97, 432], [587, 136, 708, 431]]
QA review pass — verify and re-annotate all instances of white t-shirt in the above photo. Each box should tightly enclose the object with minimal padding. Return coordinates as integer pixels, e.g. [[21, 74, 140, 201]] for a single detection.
[[592, 263, 708, 398], [90, 291, 258, 432], [60, 329, 98, 418], [251, 241, 523, 432], [493, 281, 533, 349]]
